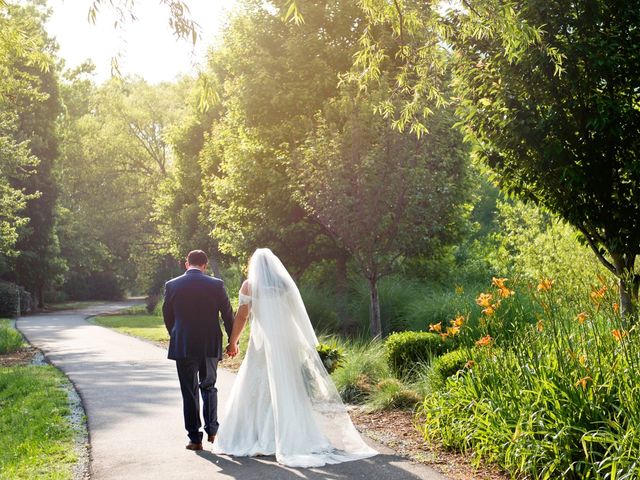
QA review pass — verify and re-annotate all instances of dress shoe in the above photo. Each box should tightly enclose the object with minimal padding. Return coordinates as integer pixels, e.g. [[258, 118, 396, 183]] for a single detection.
[[186, 442, 203, 451], [208, 435, 215, 443]]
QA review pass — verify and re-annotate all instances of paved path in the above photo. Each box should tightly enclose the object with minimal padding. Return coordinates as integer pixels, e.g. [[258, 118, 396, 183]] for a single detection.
[[18, 305, 448, 480]]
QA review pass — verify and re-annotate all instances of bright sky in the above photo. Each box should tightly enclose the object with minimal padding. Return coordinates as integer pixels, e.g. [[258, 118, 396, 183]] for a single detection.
[[46, 0, 237, 83]]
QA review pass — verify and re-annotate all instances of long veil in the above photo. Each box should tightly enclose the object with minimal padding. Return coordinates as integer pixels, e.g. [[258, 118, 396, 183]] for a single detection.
[[247, 248, 376, 467]]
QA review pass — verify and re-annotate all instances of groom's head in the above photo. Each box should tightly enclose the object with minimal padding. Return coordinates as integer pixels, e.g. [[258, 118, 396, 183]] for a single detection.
[[186, 250, 208, 272]]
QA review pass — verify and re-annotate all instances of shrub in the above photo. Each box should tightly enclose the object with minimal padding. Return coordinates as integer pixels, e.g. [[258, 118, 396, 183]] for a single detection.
[[0, 320, 23, 354], [146, 294, 160, 314], [385, 331, 451, 378], [17, 286, 33, 315], [0, 282, 20, 318], [366, 378, 422, 411], [427, 349, 472, 391], [316, 342, 344, 374]]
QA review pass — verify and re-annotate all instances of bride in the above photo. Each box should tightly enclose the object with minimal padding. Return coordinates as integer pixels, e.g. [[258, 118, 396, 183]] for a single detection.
[[212, 248, 377, 467]]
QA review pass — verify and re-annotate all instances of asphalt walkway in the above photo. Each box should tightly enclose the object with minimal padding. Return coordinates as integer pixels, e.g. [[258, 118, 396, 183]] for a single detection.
[[18, 304, 448, 480]]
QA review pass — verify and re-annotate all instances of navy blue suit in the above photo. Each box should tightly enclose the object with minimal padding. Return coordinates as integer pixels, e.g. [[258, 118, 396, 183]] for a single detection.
[[162, 269, 234, 443]]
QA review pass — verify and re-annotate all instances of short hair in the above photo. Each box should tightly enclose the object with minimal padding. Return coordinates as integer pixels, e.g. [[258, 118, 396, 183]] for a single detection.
[[187, 250, 208, 267]]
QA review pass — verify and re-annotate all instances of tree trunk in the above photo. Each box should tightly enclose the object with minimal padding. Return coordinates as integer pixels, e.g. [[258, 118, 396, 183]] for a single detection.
[[210, 256, 222, 279], [369, 277, 382, 338], [611, 253, 638, 327], [619, 275, 639, 327], [335, 251, 350, 333]]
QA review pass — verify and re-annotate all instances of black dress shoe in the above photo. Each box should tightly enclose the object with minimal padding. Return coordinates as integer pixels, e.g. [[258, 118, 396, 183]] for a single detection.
[[186, 442, 203, 451]]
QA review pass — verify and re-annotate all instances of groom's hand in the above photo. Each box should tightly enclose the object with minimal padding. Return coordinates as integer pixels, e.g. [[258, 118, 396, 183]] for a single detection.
[[226, 343, 239, 357]]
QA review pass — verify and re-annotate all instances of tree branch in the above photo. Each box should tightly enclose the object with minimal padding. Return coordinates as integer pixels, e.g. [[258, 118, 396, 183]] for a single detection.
[[578, 225, 617, 275]]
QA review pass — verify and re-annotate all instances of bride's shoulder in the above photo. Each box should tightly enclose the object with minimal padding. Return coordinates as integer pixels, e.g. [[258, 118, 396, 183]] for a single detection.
[[238, 280, 252, 306], [240, 279, 251, 295]]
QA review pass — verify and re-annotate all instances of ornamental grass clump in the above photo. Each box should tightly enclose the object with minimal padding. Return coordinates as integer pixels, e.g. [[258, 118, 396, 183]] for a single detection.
[[0, 319, 23, 354], [330, 338, 389, 403], [417, 276, 640, 479]]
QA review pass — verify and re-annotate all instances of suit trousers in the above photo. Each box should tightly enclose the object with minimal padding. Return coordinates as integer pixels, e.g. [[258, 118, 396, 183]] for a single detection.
[[176, 357, 219, 443]]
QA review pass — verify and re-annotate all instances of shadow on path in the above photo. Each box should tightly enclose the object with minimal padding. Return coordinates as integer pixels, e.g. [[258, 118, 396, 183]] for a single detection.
[[196, 450, 440, 480]]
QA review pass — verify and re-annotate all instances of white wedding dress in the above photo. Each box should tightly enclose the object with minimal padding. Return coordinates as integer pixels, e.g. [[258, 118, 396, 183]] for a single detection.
[[212, 249, 377, 467]]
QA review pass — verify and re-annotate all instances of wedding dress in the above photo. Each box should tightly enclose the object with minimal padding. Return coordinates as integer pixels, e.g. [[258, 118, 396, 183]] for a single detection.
[[212, 249, 377, 467]]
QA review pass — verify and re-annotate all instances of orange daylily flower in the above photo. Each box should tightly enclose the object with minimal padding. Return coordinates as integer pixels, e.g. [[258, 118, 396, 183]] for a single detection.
[[492, 277, 508, 289], [464, 360, 475, 369], [612, 329, 627, 342], [429, 322, 442, 333], [440, 332, 449, 341], [492, 277, 514, 298], [499, 287, 515, 298], [482, 306, 495, 316], [536, 319, 544, 332], [475, 335, 493, 347], [476, 293, 493, 308], [575, 376, 592, 391], [590, 286, 607, 301], [576, 312, 588, 325], [537, 278, 554, 292], [451, 316, 465, 328], [613, 302, 619, 314], [447, 326, 461, 336]]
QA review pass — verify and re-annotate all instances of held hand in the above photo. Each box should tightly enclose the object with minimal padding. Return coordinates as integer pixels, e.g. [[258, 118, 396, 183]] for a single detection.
[[226, 342, 239, 357]]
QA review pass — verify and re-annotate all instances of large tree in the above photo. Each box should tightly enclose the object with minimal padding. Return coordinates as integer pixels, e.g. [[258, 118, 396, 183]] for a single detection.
[[296, 94, 468, 337], [56, 74, 189, 297], [199, 0, 364, 277], [354, 0, 640, 321], [0, 1, 65, 306], [153, 99, 225, 277]]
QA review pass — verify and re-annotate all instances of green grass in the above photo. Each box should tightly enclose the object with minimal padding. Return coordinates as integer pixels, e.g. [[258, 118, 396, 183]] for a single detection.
[[92, 310, 251, 371], [0, 319, 23, 354], [0, 365, 78, 479], [48, 300, 104, 311], [94, 314, 169, 342]]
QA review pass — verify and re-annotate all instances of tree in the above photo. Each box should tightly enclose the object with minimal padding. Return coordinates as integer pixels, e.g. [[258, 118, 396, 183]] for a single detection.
[[199, 0, 365, 278], [0, 1, 66, 306], [153, 102, 225, 278], [0, 6, 46, 259], [56, 73, 190, 297], [353, 0, 640, 321], [295, 95, 468, 337]]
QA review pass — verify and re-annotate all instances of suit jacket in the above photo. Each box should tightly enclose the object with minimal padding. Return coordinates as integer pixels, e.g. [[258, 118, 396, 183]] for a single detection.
[[162, 269, 234, 360]]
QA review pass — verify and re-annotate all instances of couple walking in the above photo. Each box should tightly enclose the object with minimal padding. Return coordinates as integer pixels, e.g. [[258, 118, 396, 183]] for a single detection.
[[162, 248, 376, 468]]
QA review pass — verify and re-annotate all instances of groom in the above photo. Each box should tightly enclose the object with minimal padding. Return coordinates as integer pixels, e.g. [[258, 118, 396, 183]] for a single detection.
[[163, 250, 234, 451]]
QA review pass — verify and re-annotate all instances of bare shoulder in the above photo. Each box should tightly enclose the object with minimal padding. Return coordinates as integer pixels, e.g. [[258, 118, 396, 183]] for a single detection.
[[240, 279, 251, 295]]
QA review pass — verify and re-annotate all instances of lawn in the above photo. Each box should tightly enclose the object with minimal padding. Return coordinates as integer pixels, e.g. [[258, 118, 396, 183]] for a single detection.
[[48, 300, 105, 311], [0, 320, 79, 479], [93, 314, 169, 343]]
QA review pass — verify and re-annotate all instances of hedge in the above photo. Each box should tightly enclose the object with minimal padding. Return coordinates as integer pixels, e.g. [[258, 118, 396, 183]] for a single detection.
[[385, 331, 451, 377], [0, 282, 32, 318], [427, 349, 470, 390]]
